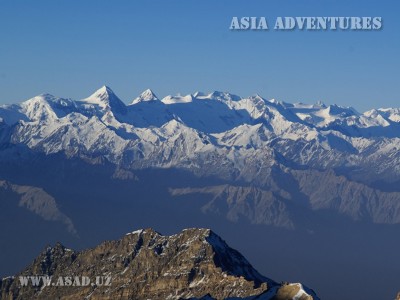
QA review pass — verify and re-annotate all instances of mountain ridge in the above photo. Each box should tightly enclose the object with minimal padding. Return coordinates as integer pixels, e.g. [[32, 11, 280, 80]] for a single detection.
[[0, 228, 319, 300], [0, 86, 398, 300], [2, 86, 400, 227]]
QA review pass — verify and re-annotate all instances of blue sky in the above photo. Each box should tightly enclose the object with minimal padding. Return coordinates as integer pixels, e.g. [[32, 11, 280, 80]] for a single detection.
[[0, 0, 399, 111]]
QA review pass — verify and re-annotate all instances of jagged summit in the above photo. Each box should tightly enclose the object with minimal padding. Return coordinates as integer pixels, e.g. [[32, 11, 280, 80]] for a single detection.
[[2, 86, 400, 185], [325, 104, 359, 116], [131, 88, 159, 104], [191, 91, 242, 102], [207, 91, 241, 101], [0, 228, 319, 300], [85, 85, 114, 100], [82, 85, 127, 114]]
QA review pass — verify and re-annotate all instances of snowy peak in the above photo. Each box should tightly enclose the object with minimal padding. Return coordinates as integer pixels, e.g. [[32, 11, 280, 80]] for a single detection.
[[377, 108, 400, 123], [4, 85, 400, 142], [24, 93, 58, 105], [131, 89, 159, 104], [85, 85, 114, 102], [161, 94, 193, 104], [201, 91, 241, 102], [82, 85, 127, 114], [316, 100, 327, 108], [19, 94, 77, 122], [288, 103, 359, 127], [325, 104, 358, 117]]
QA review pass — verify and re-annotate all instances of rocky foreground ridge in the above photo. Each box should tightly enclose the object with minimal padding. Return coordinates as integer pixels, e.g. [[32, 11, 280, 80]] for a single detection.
[[0, 228, 318, 300]]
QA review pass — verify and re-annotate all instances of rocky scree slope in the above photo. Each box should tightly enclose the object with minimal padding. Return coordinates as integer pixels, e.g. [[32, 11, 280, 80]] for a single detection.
[[0, 228, 319, 300]]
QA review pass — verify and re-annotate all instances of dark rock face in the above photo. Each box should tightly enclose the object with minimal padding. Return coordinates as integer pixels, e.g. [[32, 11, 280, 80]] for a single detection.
[[0, 228, 318, 300]]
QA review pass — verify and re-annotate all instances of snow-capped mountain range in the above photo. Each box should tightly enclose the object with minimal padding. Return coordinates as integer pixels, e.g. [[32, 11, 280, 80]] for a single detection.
[[1, 87, 400, 300], [1, 85, 400, 184]]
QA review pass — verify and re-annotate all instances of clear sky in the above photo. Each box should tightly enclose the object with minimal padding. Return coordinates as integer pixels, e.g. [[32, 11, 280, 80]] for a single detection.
[[0, 0, 399, 112]]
